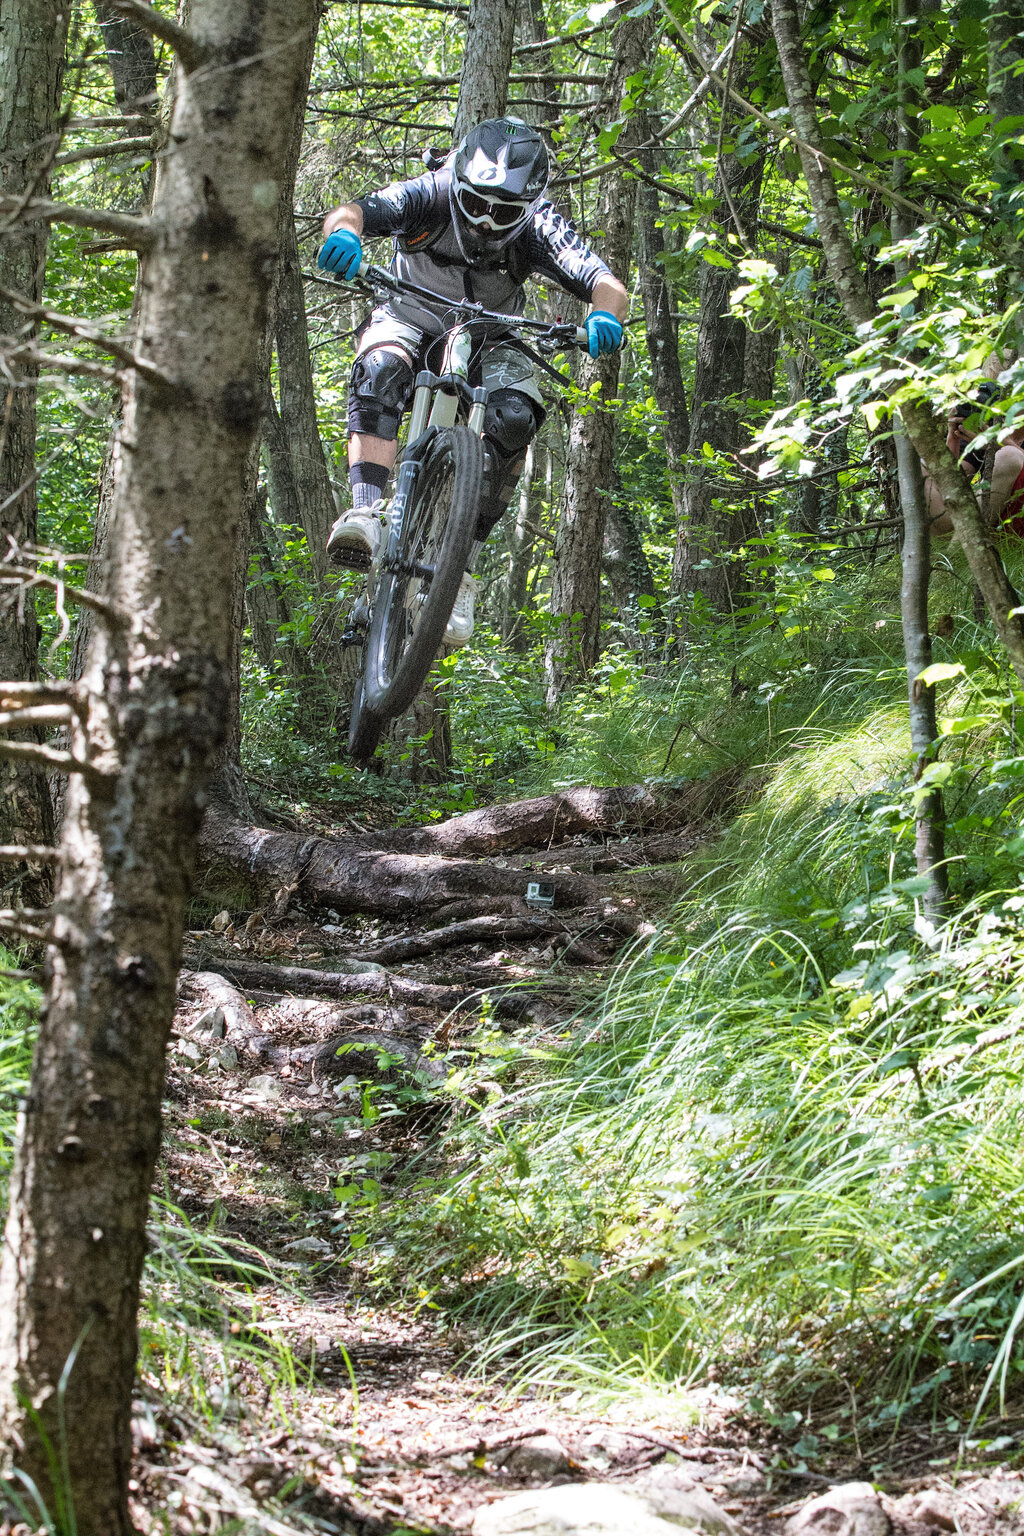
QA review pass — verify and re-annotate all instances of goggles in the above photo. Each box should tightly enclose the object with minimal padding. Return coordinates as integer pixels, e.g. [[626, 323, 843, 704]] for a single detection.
[[454, 184, 530, 231]]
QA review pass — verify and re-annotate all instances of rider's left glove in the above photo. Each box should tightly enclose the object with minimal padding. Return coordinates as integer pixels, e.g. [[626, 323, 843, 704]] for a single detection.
[[318, 227, 363, 279], [585, 310, 623, 358]]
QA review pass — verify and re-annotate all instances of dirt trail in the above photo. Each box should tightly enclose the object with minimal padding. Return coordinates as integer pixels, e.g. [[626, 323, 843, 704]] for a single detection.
[[137, 804, 1024, 1536]]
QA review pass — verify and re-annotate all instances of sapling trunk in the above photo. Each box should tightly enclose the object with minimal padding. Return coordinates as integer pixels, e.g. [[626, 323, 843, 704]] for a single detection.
[[892, 0, 947, 918]]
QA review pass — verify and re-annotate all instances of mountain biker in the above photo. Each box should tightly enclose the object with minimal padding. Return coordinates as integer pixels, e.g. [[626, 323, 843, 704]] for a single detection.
[[926, 384, 1024, 537], [317, 116, 628, 647]]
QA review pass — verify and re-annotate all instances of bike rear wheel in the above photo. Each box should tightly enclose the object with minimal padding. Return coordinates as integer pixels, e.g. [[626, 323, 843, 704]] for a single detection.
[[348, 425, 483, 758]]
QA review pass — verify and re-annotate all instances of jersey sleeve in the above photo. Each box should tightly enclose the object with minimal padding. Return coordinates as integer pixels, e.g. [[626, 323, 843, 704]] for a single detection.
[[354, 171, 437, 238], [524, 203, 612, 301]]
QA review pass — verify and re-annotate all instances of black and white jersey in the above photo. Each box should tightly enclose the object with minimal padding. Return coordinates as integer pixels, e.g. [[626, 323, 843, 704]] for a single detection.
[[355, 166, 611, 334]]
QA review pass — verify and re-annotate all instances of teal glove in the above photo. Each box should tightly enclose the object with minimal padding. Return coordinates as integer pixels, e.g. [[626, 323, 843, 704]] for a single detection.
[[585, 309, 623, 358], [318, 227, 363, 279]]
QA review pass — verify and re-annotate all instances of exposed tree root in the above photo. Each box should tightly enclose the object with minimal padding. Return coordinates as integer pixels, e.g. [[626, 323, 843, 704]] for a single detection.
[[352, 913, 565, 965], [183, 952, 559, 1022]]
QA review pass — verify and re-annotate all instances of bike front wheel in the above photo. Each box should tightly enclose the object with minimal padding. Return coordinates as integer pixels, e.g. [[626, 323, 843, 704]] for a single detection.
[[351, 425, 483, 752]]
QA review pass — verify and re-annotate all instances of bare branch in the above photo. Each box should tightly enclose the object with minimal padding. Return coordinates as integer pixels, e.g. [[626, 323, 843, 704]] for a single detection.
[[0, 680, 73, 703], [67, 115, 151, 130], [104, 0, 209, 74], [1, 343, 124, 384], [54, 136, 153, 169], [0, 706, 73, 731], [0, 195, 152, 249], [0, 279, 169, 387], [0, 913, 52, 944], [0, 564, 132, 628], [0, 846, 61, 863], [0, 740, 105, 779]]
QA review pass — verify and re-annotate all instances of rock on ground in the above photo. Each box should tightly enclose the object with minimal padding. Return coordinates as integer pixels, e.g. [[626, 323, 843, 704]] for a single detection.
[[472, 1481, 745, 1535], [787, 1482, 891, 1536], [497, 1434, 573, 1479]]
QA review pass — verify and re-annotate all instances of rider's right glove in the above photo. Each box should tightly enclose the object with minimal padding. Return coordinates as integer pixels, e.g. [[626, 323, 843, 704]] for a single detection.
[[585, 310, 623, 358], [318, 227, 363, 279]]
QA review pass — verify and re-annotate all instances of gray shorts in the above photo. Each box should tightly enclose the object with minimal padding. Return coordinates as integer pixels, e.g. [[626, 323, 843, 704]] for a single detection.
[[358, 304, 543, 407]]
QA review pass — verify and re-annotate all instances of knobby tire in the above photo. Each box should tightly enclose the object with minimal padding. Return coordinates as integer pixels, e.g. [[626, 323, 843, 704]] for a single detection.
[[348, 426, 484, 759]]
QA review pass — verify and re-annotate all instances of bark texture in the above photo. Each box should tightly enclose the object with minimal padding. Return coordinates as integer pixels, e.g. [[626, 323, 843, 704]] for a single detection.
[[636, 168, 690, 592], [0, 3, 320, 1528], [453, 0, 518, 138], [273, 213, 334, 580], [545, 1, 656, 703], [92, 0, 158, 118], [770, 0, 1024, 682], [674, 41, 765, 612], [0, 0, 67, 905], [892, 0, 946, 916]]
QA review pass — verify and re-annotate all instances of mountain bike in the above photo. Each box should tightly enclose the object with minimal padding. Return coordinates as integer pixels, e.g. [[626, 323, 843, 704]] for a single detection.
[[341, 261, 589, 762]]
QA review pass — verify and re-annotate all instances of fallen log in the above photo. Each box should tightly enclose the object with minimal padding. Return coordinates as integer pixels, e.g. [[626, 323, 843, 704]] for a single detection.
[[361, 775, 741, 857], [198, 808, 653, 918]]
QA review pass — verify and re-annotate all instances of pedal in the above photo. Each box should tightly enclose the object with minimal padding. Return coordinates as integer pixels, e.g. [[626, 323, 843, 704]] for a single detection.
[[339, 626, 365, 649], [329, 547, 372, 572]]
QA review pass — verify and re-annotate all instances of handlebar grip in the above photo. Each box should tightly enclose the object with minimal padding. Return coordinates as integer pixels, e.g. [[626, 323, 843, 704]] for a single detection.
[[575, 326, 589, 348], [357, 258, 370, 279]]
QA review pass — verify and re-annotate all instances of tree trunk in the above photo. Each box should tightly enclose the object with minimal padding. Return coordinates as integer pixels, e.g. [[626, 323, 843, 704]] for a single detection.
[[453, 0, 518, 138], [92, 1, 157, 119], [674, 44, 765, 613], [274, 215, 334, 581], [891, 0, 946, 917], [545, 0, 656, 704], [603, 476, 660, 649], [0, 4, 319, 1529], [503, 441, 538, 647], [0, 1, 67, 906], [634, 145, 691, 597], [770, 0, 1024, 683], [988, 0, 1024, 310]]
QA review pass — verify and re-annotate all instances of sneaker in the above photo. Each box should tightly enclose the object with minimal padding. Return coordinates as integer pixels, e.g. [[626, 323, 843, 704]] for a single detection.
[[326, 501, 385, 570], [444, 572, 477, 649]]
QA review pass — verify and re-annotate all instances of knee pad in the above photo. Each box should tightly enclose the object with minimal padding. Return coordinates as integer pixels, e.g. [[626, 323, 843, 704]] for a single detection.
[[475, 389, 542, 538], [483, 388, 541, 471], [347, 347, 415, 441]]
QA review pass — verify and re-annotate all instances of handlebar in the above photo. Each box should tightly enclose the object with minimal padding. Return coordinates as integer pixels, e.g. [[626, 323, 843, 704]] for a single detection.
[[355, 258, 590, 351]]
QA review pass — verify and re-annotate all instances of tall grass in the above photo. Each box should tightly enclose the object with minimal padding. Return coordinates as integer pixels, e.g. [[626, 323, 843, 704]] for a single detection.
[[377, 620, 1024, 1443], [386, 892, 1024, 1440]]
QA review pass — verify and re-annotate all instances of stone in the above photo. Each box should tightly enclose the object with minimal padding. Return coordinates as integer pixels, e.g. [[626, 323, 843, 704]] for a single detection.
[[282, 1235, 333, 1258], [246, 1074, 283, 1099], [709, 1466, 766, 1498], [578, 1428, 642, 1470], [472, 1483, 746, 1536], [195, 1006, 227, 1038], [894, 1492, 956, 1532], [639, 1482, 745, 1533], [176, 1038, 203, 1064], [786, 1482, 891, 1536], [214, 1043, 238, 1070], [498, 1434, 572, 1479]]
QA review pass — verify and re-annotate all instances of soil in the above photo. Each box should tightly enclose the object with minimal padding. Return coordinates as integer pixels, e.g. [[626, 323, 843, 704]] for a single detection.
[[115, 820, 1024, 1536]]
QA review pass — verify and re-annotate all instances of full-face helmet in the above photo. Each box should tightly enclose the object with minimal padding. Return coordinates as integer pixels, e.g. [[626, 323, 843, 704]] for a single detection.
[[450, 117, 549, 261]]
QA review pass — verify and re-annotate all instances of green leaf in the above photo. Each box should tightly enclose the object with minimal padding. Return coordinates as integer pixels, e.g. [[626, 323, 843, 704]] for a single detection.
[[916, 662, 966, 686], [878, 1048, 919, 1075]]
